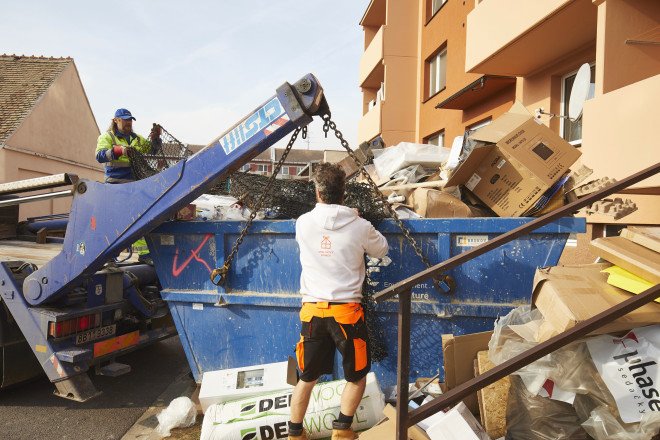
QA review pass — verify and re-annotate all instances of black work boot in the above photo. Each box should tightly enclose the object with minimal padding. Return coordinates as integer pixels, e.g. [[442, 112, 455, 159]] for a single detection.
[[288, 426, 309, 440]]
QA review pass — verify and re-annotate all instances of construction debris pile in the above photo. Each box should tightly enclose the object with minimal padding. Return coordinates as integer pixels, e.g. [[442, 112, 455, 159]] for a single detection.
[[431, 226, 660, 440]]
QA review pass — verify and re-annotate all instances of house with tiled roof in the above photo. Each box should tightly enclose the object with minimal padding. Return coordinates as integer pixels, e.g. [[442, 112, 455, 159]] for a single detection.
[[0, 55, 103, 219], [244, 147, 326, 179]]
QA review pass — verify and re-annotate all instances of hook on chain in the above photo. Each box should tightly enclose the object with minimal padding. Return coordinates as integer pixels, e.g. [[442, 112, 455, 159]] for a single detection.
[[211, 265, 230, 286]]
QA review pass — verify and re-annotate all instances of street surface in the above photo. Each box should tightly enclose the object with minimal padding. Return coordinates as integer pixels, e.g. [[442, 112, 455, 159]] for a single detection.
[[0, 336, 188, 440]]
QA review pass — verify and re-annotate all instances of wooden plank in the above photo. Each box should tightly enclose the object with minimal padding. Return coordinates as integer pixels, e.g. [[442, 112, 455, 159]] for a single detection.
[[476, 351, 509, 440]]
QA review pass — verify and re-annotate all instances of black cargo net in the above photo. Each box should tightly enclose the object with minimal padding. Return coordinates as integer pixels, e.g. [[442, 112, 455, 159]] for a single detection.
[[128, 126, 192, 181], [213, 172, 389, 225]]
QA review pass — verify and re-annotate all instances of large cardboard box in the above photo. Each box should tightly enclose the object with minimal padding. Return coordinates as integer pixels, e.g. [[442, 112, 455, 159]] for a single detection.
[[531, 263, 660, 339], [442, 331, 493, 415], [445, 103, 581, 217], [590, 236, 660, 283]]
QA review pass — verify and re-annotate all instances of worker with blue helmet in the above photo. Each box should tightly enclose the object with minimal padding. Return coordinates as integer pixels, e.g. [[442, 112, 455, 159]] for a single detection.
[[95, 108, 162, 263]]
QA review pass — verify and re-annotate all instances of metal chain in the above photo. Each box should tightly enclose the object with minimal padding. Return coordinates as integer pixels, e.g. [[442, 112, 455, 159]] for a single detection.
[[322, 114, 452, 294], [211, 127, 302, 286]]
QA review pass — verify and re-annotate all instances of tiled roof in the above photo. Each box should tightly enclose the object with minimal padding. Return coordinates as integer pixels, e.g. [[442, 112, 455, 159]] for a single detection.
[[0, 55, 72, 145]]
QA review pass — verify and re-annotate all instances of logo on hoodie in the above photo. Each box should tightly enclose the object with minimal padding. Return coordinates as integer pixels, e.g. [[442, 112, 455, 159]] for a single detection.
[[319, 236, 333, 257]]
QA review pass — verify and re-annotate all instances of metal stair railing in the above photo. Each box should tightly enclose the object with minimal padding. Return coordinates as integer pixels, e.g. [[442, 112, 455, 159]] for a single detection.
[[372, 162, 660, 440]]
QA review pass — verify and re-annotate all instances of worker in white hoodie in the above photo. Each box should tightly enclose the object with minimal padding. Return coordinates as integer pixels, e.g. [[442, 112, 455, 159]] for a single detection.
[[288, 163, 389, 440]]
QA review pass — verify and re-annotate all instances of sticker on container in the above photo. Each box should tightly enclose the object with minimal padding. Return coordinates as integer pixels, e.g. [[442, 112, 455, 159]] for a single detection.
[[465, 173, 481, 191], [192, 303, 204, 311], [160, 235, 175, 246], [497, 158, 506, 169], [456, 235, 489, 247]]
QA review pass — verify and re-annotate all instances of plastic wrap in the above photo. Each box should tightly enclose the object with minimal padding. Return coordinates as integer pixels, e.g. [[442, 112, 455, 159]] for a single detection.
[[581, 406, 660, 440], [490, 307, 660, 440], [505, 376, 591, 440], [373, 143, 449, 179], [156, 396, 197, 438]]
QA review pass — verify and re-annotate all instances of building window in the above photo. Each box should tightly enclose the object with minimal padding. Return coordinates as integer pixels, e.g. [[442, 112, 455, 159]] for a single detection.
[[255, 164, 268, 174], [296, 166, 306, 175], [429, 0, 448, 18], [426, 131, 445, 147], [239, 164, 250, 172], [280, 166, 290, 176], [466, 117, 491, 134], [561, 64, 595, 145], [427, 47, 447, 98]]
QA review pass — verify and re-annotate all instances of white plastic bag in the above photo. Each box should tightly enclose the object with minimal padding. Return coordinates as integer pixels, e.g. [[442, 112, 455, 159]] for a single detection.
[[373, 143, 449, 179], [156, 396, 197, 438]]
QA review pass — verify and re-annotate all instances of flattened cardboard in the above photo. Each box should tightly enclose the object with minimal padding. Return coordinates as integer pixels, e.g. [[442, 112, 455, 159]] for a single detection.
[[445, 102, 581, 216], [531, 264, 660, 339], [442, 331, 493, 415], [590, 236, 660, 283], [359, 404, 430, 440], [620, 226, 660, 253]]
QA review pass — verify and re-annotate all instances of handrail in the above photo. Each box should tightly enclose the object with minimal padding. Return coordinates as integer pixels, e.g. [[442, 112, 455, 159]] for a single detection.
[[377, 162, 660, 440]]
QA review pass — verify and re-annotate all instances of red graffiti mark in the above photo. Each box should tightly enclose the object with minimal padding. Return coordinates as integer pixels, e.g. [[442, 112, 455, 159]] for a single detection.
[[90, 216, 96, 230], [172, 233, 213, 277]]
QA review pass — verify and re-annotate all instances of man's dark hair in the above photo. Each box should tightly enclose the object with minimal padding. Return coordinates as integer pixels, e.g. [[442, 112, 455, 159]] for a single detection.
[[313, 163, 346, 205]]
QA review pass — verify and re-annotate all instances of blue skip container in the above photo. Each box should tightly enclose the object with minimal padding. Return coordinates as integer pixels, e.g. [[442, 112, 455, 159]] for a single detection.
[[148, 217, 585, 390]]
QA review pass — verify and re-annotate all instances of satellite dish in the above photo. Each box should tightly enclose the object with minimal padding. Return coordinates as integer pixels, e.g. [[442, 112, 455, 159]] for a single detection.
[[568, 63, 591, 120]]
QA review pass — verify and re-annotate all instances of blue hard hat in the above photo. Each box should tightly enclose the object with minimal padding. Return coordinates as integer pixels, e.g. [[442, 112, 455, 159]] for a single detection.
[[114, 108, 136, 120]]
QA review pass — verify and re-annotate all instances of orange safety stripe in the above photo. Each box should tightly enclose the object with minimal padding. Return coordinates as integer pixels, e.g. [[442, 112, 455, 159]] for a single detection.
[[354, 338, 368, 371], [296, 336, 305, 371]]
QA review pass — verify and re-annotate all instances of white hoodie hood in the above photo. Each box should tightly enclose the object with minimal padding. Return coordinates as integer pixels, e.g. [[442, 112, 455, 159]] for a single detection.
[[295, 203, 389, 303]]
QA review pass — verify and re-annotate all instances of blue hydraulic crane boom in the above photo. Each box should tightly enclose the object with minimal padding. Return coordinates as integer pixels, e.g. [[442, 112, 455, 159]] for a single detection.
[[23, 74, 327, 306], [0, 74, 328, 401]]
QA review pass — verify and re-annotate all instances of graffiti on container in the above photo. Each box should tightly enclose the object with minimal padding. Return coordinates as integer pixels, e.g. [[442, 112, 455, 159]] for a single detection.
[[172, 233, 213, 277]]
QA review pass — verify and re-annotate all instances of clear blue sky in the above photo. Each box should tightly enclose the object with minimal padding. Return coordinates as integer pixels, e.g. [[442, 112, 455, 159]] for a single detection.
[[2, 1, 369, 150]]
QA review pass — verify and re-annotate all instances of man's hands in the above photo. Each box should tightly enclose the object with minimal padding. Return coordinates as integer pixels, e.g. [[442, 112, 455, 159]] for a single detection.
[[149, 123, 162, 141], [112, 145, 135, 158], [112, 145, 126, 158]]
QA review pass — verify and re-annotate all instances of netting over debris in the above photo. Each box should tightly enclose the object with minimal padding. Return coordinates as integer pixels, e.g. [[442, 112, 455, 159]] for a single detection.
[[212, 172, 390, 224], [129, 126, 193, 181]]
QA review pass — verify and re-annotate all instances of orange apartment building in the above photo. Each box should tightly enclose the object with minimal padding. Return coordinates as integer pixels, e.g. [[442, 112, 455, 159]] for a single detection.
[[359, 0, 659, 259], [358, 0, 516, 149]]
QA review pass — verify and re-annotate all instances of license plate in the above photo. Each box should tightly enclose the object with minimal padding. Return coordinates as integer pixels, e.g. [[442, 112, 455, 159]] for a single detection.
[[75, 324, 116, 345]]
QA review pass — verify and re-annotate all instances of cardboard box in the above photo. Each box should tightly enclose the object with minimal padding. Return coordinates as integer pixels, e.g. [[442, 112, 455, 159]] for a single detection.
[[425, 402, 492, 440], [175, 203, 196, 220], [442, 331, 493, 415], [620, 226, 660, 254], [359, 404, 431, 440], [198, 361, 294, 411], [412, 188, 473, 218], [590, 236, 660, 283], [531, 263, 660, 339], [445, 103, 581, 217]]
